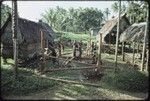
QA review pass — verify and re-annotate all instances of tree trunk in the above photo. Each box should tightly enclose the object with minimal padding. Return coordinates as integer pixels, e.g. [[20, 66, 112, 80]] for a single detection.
[[12, 0, 18, 79], [115, 0, 121, 67]]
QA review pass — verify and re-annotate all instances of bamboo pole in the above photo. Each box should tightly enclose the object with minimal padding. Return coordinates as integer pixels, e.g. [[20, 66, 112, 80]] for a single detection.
[[40, 30, 46, 72], [90, 30, 92, 55], [132, 42, 135, 64], [141, 4, 149, 71], [137, 43, 140, 54], [115, 0, 121, 67], [0, 1, 1, 28], [12, 0, 18, 79], [32, 75, 102, 87], [44, 67, 96, 72], [97, 33, 102, 68], [122, 42, 125, 61], [44, 66, 114, 73], [146, 48, 149, 71]]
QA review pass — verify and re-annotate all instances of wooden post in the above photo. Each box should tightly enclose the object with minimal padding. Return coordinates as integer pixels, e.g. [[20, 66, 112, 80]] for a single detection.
[[122, 42, 125, 61], [97, 33, 102, 68], [46, 39, 48, 48], [72, 40, 76, 58], [115, 0, 121, 67], [90, 31, 92, 55], [137, 43, 140, 53], [58, 41, 61, 57], [132, 42, 135, 64], [0, 1, 1, 28], [141, 4, 149, 71], [146, 48, 149, 71], [78, 41, 82, 58], [40, 30, 45, 72], [12, 0, 18, 79]]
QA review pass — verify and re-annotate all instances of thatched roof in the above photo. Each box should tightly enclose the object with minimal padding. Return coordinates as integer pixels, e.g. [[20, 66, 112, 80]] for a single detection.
[[119, 22, 148, 43], [96, 13, 130, 44], [98, 13, 130, 39], [1, 13, 55, 46]]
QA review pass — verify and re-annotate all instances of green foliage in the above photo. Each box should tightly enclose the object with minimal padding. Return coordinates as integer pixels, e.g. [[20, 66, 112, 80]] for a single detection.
[[55, 31, 95, 44], [126, 1, 147, 23], [103, 8, 111, 20], [41, 7, 104, 33], [1, 3, 11, 27], [111, 1, 126, 14], [111, 1, 147, 23]]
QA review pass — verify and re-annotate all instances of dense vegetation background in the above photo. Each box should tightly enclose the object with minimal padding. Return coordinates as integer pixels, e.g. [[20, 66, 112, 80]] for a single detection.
[[1, 1, 147, 34]]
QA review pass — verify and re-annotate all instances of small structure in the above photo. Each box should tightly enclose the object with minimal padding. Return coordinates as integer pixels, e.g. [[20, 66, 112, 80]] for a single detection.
[[96, 13, 130, 44], [119, 22, 149, 70], [1, 13, 56, 62], [119, 22, 147, 43]]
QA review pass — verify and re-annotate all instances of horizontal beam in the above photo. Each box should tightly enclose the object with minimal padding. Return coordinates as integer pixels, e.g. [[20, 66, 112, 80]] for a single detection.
[[44, 66, 114, 73], [44, 66, 96, 72], [32, 74, 101, 87]]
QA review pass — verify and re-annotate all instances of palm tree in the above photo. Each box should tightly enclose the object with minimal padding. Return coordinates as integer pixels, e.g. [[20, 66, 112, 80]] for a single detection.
[[111, 2, 119, 13], [104, 8, 110, 20]]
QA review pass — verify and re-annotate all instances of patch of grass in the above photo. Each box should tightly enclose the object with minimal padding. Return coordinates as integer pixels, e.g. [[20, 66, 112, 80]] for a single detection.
[[113, 69, 148, 92], [101, 67, 148, 93], [55, 31, 96, 43], [58, 84, 95, 97], [1, 67, 59, 96]]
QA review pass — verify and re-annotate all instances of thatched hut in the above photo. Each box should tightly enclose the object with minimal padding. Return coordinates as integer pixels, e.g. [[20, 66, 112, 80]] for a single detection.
[[1, 13, 56, 61], [96, 13, 130, 44], [119, 22, 148, 43]]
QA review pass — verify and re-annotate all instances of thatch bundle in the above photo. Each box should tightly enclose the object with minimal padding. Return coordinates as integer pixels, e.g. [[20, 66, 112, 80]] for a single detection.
[[119, 22, 148, 43], [1, 13, 56, 60]]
